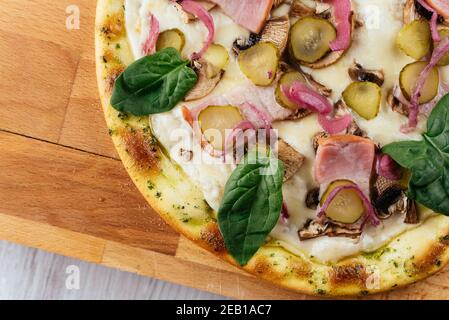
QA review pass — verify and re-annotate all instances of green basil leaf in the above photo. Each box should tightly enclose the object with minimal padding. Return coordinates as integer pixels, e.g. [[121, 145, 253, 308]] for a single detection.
[[218, 151, 284, 266], [111, 48, 197, 116], [382, 93, 449, 214]]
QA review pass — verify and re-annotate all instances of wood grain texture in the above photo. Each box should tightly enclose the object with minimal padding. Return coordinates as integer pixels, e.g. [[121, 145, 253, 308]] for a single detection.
[[0, 240, 225, 300], [0, 0, 449, 299]]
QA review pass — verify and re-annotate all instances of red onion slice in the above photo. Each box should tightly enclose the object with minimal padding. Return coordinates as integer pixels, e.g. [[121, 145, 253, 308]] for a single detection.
[[376, 154, 402, 180], [417, 0, 441, 42], [281, 82, 333, 114], [142, 14, 160, 55], [407, 38, 449, 129], [240, 102, 273, 130], [318, 185, 380, 226], [327, 0, 352, 51], [282, 81, 352, 134], [318, 113, 353, 135], [176, 0, 215, 60]]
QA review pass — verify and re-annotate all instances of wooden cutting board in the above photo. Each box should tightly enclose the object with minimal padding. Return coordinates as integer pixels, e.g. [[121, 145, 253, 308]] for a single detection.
[[1, 0, 449, 300]]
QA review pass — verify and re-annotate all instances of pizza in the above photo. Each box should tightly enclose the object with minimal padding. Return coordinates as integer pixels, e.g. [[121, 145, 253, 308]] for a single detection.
[[95, 0, 449, 296]]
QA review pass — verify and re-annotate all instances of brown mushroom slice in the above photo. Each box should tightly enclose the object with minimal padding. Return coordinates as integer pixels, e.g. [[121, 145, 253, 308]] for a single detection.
[[202, 44, 229, 78], [238, 42, 279, 86], [305, 187, 320, 210], [343, 81, 382, 120], [289, 0, 316, 19], [320, 180, 365, 224], [303, 72, 333, 97], [198, 105, 244, 150], [185, 63, 223, 101], [289, 16, 337, 64], [399, 61, 439, 104], [372, 174, 419, 223], [260, 15, 290, 54], [275, 71, 307, 110], [277, 139, 305, 181], [156, 29, 186, 52], [403, 0, 417, 24], [174, 1, 216, 23], [396, 20, 432, 60], [273, 0, 286, 8], [299, 219, 362, 240], [348, 62, 385, 87], [403, 197, 419, 224], [387, 86, 410, 117], [312, 131, 329, 153], [437, 28, 449, 66]]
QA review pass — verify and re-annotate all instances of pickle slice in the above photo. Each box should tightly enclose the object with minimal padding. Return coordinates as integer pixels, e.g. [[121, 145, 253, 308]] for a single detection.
[[198, 105, 243, 150], [399, 61, 439, 104], [156, 29, 186, 52], [275, 71, 307, 110], [342, 82, 382, 120], [202, 44, 230, 78], [396, 20, 431, 60], [437, 28, 449, 66], [320, 180, 365, 224], [289, 16, 337, 64], [238, 42, 279, 86]]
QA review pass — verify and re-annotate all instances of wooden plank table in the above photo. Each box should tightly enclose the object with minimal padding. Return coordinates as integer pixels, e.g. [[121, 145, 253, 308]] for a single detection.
[[1, 0, 449, 299]]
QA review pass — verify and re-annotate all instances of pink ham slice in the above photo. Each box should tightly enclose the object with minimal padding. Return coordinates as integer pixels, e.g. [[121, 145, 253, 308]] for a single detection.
[[188, 80, 293, 126], [315, 135, 375, 197], [426, 0, 449, 19], [208, 0, 273, 33]]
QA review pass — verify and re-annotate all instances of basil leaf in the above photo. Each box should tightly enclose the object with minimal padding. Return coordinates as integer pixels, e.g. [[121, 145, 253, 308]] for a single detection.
[[111, 48, 197, 116], [218, 152, 284, 266], [383, 93, 449, 214]]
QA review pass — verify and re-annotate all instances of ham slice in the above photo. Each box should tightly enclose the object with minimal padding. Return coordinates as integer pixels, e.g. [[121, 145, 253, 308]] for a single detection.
[[189, 80, 293, 125], [315, 135, 375, 196], [426, 0, 449, 19], [208, 0, 273, 33]]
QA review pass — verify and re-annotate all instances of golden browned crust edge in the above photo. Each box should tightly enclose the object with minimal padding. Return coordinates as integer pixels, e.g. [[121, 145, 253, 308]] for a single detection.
[[95, 0, 449, 297]]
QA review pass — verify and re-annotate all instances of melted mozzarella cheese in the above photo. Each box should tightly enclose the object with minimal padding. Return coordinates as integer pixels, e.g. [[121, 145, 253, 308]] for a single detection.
[[125, 0, 445, 262]]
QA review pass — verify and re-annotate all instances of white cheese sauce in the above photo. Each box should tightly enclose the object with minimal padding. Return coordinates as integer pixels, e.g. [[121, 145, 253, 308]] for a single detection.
[[125, 0, 448, 262]]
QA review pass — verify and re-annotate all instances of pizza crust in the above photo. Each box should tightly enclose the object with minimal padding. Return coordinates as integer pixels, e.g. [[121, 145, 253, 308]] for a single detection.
[[95, 0, 449, 296]]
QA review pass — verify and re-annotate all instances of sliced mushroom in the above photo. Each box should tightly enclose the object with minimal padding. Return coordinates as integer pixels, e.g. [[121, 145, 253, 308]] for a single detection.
[[312, 131, 329, 153], [232, 33, 261, 55], [277, 139, 305, 181], [373, 184, 403, 219], [286, 108, 312, 121], [273, 0, 286, 8], [372, 175, 419, 224], [289, 0, 316, 19], [280, 63, 333, 97], [334, 100, 367, 136], [348, 62, 385, 87], [345, 120, 367, 137], [404, 0, 448, 25], [305, 187, 320, 210], [315, 2, 332, 16], [387, 86, 410, 117], [185, 62, 223, 101], [403, 0, 419, 24], [303, 72, 333, 97], [174, 1, 216, 23], [260, 15, 290, 54], [402, 196, 419, 224], [299, 219, 362, 240]]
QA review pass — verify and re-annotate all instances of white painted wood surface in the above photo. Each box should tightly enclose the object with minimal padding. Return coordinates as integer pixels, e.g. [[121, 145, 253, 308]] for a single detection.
[[0, 241, 227, 300]]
